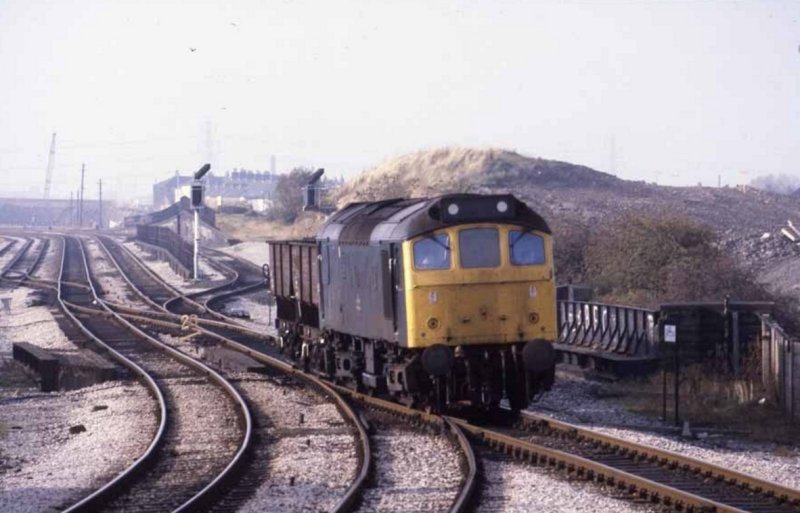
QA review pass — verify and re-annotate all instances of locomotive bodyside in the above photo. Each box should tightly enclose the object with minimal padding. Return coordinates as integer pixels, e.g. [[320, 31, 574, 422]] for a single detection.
[[270, 193, 557, 412]]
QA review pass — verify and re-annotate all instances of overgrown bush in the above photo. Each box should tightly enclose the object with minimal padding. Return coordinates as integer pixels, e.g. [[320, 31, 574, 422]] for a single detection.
[[583, 214, 768, 307], [551, 218, 590, 284], [266, 167, 315, 223]]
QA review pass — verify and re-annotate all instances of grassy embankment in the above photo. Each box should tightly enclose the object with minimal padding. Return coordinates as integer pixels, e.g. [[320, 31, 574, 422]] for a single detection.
[[216, 211, 325, 241]]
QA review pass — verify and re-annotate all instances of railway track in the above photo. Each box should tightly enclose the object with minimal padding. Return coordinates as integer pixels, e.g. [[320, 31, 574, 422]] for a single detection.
[[90, 235, 800, 512], [1, 235, 50, 281], [58, 235, 253, 513], [516, 413, 800, 512], [97, 236, 277, 354], [88, 234, 371, 512], [195, 247, 267, 314], [0, 235, 31, 274], [350, 402, 475, 513], [0, 236, 33, 277]]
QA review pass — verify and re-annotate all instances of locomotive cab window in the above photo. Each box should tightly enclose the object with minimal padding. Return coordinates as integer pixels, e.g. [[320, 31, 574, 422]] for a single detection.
[[509, 230, 545, 265], [413, 234, 451, 270], [459, 228, 500, 268]]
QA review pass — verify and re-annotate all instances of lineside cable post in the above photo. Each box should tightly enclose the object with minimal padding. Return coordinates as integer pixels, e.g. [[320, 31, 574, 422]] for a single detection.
[[662, 320, 679, 426]]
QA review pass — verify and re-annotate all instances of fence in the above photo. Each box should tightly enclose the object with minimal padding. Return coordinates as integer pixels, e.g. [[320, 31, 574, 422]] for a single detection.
[[557, 301, 660, 359], [136, 224, 193, 275], [125, 197, 216, 228], [761, 315, 800, 421]]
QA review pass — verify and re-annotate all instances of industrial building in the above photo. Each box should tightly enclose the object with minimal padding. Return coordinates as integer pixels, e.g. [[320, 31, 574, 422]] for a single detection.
[[152, 170, 279, 211]]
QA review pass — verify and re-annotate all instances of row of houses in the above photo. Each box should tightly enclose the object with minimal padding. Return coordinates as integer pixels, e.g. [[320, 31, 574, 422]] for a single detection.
[[152, 170, 279, 212], [153, 169, 343, 214]]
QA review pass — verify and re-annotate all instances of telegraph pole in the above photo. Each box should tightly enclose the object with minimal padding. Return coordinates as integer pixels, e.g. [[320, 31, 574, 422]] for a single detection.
[[43, 133, 56, 199], [79, 164, 85, 227], [98, 179, 103, 230], [68, 191, 73, 227]]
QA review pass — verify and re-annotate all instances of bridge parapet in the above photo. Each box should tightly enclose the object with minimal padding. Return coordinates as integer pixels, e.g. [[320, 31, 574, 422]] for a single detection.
[[558, 300, 659, 357]]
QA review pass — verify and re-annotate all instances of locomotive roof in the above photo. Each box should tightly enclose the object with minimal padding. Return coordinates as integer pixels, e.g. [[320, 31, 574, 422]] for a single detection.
[[317, 193, 551, 244]]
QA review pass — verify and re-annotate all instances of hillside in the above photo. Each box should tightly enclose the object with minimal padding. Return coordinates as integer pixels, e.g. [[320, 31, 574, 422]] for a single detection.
[[336, 148, 623, 205], [335, 147, 800, 291]]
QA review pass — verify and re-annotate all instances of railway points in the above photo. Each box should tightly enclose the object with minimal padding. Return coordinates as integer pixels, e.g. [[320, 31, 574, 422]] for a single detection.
[[72, 233, 369, 512], [2, 189, 800, 513], [81, 228, 800, 511], [58, 235, 252, 512]]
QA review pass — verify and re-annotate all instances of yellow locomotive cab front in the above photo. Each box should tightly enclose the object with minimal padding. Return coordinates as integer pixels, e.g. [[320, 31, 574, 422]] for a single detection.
[[402, 223, 557, 349]]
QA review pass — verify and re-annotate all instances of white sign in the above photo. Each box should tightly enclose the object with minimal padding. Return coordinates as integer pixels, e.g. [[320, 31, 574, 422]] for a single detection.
[[664, 324, 677, 344]]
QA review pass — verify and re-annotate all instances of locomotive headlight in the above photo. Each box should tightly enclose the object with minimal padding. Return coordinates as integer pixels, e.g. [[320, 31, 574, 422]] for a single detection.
[[529, 285, 538, 298], [428, 290, 438, 304], [447, 203, 459, 215], [496, 200, 509, 213]]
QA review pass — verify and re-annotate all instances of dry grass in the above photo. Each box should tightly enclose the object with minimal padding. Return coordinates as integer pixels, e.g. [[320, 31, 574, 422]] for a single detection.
[[335, 147, 494, 205], [606, 366, 800, 443], [334, 146, 621, 208], [216, 211, 326, 241]]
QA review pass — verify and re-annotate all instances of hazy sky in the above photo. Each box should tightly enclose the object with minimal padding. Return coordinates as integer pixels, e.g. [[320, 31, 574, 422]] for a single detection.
[[1, 0, 799, 202]]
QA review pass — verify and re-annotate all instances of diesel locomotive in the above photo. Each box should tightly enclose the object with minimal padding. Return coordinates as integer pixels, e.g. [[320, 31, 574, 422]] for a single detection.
[[269, 193, 556, 412]]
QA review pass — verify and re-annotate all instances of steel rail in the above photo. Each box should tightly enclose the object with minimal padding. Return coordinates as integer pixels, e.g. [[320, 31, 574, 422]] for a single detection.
[[106, 236, 253, 324], [24, 237, 50, 279], [64, 235, 254, 513], [96, 235, 800, 512], [0, 236, 34, 278], [95, 235, 176, 312], [110, 308, 372, 513], [444, 417, 479, 513], [56, 235, 169, 513], [196, 248, 266, 313], [0, 236, 18, 258], [92, 235, 370, 511], [113, 313, 792, 513], [98, 237, 272, 346], [452, 418, 750, 513], [310, 380, 752, 513], [183, 247, 240, 300], [522, 411, 800, 508], [100, 236, 225, 320], [108, 234, 800, 512]]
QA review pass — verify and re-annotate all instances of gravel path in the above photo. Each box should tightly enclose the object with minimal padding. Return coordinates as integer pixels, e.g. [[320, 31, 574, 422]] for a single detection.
[[356, 417, 462, 513], [0, 381, 157, 513], [531, 373, 800, 490]]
